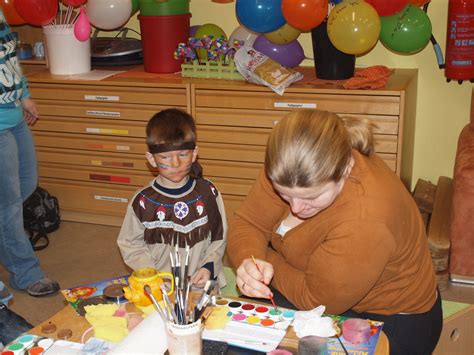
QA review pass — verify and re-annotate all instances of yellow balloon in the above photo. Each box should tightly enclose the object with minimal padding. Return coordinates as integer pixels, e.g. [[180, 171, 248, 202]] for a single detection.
[[264, 23, 301, 45], [327, 0, 381, 55]]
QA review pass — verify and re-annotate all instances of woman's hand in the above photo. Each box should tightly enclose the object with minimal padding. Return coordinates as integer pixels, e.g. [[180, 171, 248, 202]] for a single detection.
[[22, 98, 38, 126], [191, 268, 211, 288], [236, 258, 274, 299]]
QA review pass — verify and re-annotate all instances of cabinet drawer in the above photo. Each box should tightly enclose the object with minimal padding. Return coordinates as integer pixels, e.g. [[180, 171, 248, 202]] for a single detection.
[[195, 89, 401, 115], [36, 147, 261, 180], [31, 84, 187, 106], [33, 116, 146, 138], [379, 153, 397, 172], [200, 160, 262, 180], [198, 125, 271, 146], [36, 100, 169, 122], [37, 147, 150, 171], [34, 132, 147, 154], [39, 162, 152, 186], [199, 125, 397, 152], [40, 178, 135, 216], [199, 142, 265, 163], [39, 163, 254, 196], [222, 194, 246, 220], [195, 108, 399, 135]]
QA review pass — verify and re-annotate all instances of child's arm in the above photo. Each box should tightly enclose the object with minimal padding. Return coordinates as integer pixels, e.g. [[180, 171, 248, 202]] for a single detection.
[[117, 202, 154, 270]]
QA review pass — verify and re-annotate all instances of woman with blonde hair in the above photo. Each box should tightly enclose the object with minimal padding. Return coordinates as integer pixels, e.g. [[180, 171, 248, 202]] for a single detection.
[[227, 110, 442, 354]]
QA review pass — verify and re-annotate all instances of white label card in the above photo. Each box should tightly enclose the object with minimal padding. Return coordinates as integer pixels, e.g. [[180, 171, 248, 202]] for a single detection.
[[84, 95, 120, 101], [274, 102, 317, 109], [86, 110, 121, 117], [94, 195, 128, 203]]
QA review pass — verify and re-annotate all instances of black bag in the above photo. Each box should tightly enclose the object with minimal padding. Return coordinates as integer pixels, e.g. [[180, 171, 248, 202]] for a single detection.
[[23, 187, 60, 251]]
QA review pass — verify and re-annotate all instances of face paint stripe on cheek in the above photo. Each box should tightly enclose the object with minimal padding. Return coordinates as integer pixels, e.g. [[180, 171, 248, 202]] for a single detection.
[[158, 163, 169, 169]]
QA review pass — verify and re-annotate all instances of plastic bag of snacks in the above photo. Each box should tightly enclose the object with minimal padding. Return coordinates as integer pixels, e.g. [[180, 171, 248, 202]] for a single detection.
[[234, 45, 303, 95]]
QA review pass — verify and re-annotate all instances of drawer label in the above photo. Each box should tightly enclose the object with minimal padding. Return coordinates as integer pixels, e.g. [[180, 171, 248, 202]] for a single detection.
[[90, 174, 131, 184], [86, 144, 131, 151], [85, 95, 120, 101], [86, 110, 121, 118], [94, 195, 128, 203], [274, 102, 317, 109], [86, 128, 129, 135], [91, 160, 134, 168]]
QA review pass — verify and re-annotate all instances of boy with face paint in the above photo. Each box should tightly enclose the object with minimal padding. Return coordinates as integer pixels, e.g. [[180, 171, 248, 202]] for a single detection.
[[117, 109, 227, 288]]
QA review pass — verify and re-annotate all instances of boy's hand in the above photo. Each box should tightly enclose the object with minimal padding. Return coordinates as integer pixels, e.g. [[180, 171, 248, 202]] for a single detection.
[[22, 98, 39, 126], [191, 268, 211, 288]]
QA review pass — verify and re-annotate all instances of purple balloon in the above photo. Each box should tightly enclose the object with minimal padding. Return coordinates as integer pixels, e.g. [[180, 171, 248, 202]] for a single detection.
[[253, 35, 305, 68], [190, 25, 201, 37]]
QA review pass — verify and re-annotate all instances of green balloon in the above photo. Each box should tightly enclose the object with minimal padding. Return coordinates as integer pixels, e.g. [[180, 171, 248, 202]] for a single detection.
[[131, 0, 139, 15], [380, 4, 432, 54], [194, 23, 227, 62]]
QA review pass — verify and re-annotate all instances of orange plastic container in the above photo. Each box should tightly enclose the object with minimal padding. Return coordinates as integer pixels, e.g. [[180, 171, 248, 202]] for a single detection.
[[139, 14, 191, 73]]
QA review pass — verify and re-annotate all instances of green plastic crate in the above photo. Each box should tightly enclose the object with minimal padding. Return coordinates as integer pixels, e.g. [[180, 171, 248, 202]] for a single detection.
[[181, 60, 244, 81]]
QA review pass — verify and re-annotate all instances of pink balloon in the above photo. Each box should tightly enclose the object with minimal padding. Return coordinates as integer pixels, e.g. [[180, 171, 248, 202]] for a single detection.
[[14, 0, 58, 26], [62, 0, 87, 7], [74, 7, 91, 42]]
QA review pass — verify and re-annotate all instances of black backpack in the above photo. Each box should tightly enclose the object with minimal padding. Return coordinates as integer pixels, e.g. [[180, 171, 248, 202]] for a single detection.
[[23, 187, 60, 251]]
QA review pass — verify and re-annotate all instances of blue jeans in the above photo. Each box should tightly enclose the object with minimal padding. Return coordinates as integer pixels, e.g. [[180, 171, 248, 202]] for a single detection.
[[0, 303, 32, 345], [0, 120, 44, 289]]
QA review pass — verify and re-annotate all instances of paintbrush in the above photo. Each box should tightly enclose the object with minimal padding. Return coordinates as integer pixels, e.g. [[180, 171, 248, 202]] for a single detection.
[[144, 285, 167, 322], [160, 284, 179, 324], [251, 255, 281, 318], [336, 334, 349, 355], [183, 243, 190, 291]]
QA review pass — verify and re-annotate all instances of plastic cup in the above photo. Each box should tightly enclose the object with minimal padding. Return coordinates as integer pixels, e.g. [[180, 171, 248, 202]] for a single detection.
[[166, 319, 202, 355]]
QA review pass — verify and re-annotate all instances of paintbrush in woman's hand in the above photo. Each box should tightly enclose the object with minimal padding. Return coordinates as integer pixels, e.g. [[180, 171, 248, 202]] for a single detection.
[[251, 255, 281, 318]]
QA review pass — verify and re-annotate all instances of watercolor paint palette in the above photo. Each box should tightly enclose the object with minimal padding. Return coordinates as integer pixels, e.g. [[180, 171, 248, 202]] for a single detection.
[[202, 297, 296, 353]]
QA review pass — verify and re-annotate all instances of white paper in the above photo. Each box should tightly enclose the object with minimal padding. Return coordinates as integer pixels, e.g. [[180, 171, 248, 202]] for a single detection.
[[67, 70, 125, 81], [108, 311, 167, 354]]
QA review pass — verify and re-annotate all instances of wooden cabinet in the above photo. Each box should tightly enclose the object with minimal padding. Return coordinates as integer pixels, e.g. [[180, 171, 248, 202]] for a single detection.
[[28, 72, 190, 225], [27, 68, 417, 226], [191, 69, 417, 218]]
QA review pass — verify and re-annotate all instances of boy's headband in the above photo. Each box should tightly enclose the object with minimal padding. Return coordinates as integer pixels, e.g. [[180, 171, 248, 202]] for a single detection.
[[148, 141, 196, 154]]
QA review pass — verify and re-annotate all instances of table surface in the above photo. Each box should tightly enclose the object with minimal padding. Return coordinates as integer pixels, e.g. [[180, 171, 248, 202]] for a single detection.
[[30, 302, 389, 354]]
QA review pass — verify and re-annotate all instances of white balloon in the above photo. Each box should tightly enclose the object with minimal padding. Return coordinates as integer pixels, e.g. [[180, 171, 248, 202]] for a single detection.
[[229, 25, 258, 47], [86, 0, 132, 30]]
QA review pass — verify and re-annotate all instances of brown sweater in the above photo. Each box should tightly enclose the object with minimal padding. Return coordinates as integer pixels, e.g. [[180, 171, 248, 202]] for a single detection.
[[228, 151, 437, 315]]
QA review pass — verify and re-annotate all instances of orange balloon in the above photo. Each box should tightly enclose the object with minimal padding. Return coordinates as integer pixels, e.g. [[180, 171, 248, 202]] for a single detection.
[[408, 0, 430, 6], [1, 0, 26, 25], [282, 0, 328, 32]]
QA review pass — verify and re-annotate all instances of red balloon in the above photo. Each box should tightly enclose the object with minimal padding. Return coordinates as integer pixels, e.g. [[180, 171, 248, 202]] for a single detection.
[[366, 0, 409, 17], [14, 0, 57, 26], [282, 0, 328, 31], [62, 0, 87, 7], [1, 0, 26, 25]]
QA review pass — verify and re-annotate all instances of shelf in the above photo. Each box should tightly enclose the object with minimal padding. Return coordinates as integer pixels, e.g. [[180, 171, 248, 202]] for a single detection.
[[20, 57, 46, 65]]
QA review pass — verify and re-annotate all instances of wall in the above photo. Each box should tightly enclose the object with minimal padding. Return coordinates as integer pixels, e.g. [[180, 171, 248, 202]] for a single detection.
[[127, 0, 472, 189]]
